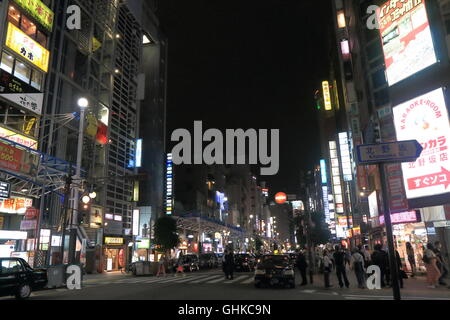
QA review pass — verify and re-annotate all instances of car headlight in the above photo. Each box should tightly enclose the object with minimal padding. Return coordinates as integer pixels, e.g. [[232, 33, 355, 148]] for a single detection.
[[255, 269, 265, 275], [283, 269, 294, 276]]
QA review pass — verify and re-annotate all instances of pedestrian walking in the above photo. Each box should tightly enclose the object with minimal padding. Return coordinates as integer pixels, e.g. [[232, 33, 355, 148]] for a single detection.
[[224, 250, 235, 280], [395, 249, 404, 289], [350, 248, 365, 289], [358, 245, 371, 269], [333, 245, 350, 288], [406, 242, 416, 277], [371, 244, 388, 288], [296, 250, 308, 286], [323, 250, 333, 288], [434, 241, 448, 286], [156, 254, 167, 277], [424, 243, 441, 288], [174, 256, 186, 277]]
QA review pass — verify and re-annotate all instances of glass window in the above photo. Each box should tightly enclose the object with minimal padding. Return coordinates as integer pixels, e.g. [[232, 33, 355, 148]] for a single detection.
[[1, 259, 24, 273], [31, 70, 43, 90], [7, 5, 21, 27], [6, 106, 26, 132], [36, 31, 47, 48], [0, 51, 14, 74], [14, 61, 31, 83], [20, 16, 37, 38]]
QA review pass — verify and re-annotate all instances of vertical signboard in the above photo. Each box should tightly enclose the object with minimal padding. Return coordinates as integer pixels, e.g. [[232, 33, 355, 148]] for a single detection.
[[166, 154, 173, 215], [329, 140, 346, 237], [393, 88, 450, 200], [378, 0, 437, 86], [322, 81, 332, 111], [339, 132, 353, 181]]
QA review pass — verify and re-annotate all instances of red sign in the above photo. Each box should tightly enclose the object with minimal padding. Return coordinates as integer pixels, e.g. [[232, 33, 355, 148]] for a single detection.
[[25, 208, 39, 220], [386, 163, 409, 213], [407, 167, 450, 190], [96, 122, 108, 145], [275, 192, 287, 204]]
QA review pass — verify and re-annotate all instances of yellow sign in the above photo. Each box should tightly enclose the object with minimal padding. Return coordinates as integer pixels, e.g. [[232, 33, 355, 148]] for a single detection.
[[14, 0, 54, 31], [6, 23, 50, 73], [0, 126, 38, 150], [92, 37, 102, 52], [0, 216, 4, 229], [322, 81, 332, 111], [85, 115, 98, 137], [104, 237, 124, 245]]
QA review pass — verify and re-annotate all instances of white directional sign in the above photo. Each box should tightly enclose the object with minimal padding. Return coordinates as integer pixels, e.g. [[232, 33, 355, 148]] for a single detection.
[[356, 140, 423, 164]]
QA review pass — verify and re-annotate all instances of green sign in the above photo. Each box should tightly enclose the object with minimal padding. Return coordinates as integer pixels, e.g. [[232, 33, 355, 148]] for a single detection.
[[13, 0, 54, 32], [137, 239, 150, 249]]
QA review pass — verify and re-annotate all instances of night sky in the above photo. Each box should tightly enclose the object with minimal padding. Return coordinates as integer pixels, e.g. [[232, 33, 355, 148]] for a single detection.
[[157, 0, 333, 195]]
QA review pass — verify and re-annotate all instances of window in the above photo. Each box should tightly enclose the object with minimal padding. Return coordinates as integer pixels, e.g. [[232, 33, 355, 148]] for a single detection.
[[1, 259, 24, 273], [14, 61, 31, 83], [7, 6, 47, 48], [36, 31, 47, 48], [31, 70, 43, 90], [0, 51, 14, 73], [20, 16, 37, 38], [1, 51, 44, 91], [7, 6, 21, 27]]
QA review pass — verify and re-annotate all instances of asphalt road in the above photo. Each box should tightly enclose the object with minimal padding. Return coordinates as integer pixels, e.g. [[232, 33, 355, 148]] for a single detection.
[[2, 269, 450, 300]]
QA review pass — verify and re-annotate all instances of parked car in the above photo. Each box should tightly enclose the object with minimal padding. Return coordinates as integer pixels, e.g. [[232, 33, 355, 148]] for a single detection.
[[178, 254, 200, 272], [199, 253, 219, 269], [234, 254, 256, 272], [254, 255, 295, 289], [288, 253, 298, 268], [0, 258, 48, 299]]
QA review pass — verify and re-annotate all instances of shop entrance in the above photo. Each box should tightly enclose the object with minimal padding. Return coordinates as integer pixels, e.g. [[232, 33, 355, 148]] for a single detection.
[[104, 248, 123, 271]]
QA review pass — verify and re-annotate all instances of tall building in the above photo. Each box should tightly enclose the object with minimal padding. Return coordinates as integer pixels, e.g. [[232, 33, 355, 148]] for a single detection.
[[327, 0, 450, 274], [0, 0, 167, 271]]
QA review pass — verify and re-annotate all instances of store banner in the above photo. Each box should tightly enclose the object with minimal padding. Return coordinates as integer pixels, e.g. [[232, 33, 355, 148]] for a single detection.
[[0, 126, 38, 150], [0, 69, 40, 94], [386, 163, 409, 213], [0, 92, 43, 115], [13, 0, 54, 31], [0, 140, 39, 176], [6, 23, 50, 73], [20, 219, 37, 230], [393, 88, 450, 200], [379, 210, 419, 225], [422, 206, 446, 222]]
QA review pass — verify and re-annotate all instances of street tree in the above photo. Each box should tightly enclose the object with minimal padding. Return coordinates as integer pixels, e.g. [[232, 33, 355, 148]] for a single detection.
[[154, 215, 180, 259]]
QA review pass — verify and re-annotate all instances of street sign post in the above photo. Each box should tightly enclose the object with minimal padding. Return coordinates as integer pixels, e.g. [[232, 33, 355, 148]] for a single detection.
[[356, 140, 423, 301], [356, 140, 423, 164]]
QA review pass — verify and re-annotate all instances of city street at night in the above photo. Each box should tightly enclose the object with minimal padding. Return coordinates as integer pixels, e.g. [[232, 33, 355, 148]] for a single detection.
[[1, 0, 450, 307], [2, 269, 450, 301]]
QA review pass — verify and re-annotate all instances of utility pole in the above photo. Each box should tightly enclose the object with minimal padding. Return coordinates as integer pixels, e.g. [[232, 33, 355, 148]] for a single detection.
[[60, 172, 72, 264], [379, 164, 401, 301]]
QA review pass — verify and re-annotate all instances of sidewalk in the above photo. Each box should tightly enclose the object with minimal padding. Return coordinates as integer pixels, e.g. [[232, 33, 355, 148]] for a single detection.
[[306, 271, 450, 299], [83, 271, 133, 282]]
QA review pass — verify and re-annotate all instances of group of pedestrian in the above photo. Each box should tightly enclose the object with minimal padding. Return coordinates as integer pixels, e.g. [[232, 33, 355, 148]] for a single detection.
[[423, 241, 448, 288]]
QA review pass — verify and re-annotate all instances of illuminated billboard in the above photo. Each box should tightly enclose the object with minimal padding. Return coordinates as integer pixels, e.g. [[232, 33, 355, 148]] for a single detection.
[[0, 126, 38, 150], [339, 132, 352, 181], [14, 0, 54, 31], [322, 81, 332, 111], [378, 0, 437, 86], [368, 191, 379, 218], [6, 23, 50, 73], [166, 154, 173, 215], [329, 141, 344, 214], [393, 88, 450, 200], [320, 159, 327, 184]]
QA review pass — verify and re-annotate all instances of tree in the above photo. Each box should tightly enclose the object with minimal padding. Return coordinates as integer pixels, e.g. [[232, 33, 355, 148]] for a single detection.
[[154, 216, 180, 256], [254, 235, 263, 253], [309, 211, 331, 245]]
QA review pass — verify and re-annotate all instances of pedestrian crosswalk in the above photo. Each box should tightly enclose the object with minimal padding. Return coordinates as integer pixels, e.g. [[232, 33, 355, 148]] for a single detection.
[[83, 273, 257, 287]]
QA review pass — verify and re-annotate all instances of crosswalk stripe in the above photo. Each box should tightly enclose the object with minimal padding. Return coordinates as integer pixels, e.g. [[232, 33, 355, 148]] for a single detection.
[[204, 275, 227, 284], [224, 275, 249, 284], [241, 276, 255, 284], [176, 276, 206, 283]]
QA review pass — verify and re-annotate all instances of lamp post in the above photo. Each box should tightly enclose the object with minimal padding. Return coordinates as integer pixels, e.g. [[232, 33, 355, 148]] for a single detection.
[[68, 97, 88, 263]]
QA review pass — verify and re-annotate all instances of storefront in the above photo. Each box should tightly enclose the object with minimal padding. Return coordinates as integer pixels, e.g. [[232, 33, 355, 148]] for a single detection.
[[0, 230, 27, 258], [103, 237, 125, 271]]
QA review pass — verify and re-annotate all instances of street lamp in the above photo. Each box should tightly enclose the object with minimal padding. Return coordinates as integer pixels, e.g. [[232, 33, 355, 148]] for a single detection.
[[68, 97, 88, 263]]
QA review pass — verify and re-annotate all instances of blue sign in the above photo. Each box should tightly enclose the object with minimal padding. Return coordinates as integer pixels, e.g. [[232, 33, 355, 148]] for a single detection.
[[356, 140, 423, 164], [320, 159, 327, 184]]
